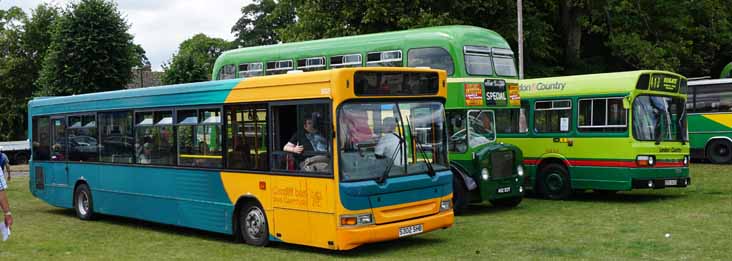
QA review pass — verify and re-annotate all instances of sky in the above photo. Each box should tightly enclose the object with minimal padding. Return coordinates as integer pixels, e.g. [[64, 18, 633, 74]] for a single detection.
[[0, 0, 251, 71]]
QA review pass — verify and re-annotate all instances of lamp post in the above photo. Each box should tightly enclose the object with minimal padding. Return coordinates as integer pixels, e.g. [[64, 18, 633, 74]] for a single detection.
[[517, 0, 524, 79]]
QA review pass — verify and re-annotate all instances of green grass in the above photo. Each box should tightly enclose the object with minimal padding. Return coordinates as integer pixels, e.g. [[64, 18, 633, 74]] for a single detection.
[[1, 164, 731, 260]]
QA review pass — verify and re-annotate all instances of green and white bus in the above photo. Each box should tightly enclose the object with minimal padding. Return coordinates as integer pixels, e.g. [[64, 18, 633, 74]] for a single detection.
[[687, 78, 732, 163], [500, 71, 690, 199], [212, 25, 525, 212]]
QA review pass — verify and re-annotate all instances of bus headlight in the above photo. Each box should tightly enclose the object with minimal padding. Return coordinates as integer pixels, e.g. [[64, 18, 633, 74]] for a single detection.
[[481, 168, 490, 180], [440, 200, 452, 211], [340, 213, 374, 226], [636, 155, 656, 167], [517, 165, 524, 176]]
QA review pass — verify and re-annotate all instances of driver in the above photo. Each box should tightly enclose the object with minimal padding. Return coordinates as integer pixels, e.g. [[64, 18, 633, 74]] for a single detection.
[[375, 117, 405, 167]]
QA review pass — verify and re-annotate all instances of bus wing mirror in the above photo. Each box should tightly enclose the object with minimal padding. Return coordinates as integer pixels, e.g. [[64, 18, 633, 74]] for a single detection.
[[623, 97, 631, 109]]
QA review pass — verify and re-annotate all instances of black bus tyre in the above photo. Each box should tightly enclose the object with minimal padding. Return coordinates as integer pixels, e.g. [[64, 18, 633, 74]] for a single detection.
[[538, 163, 572, 200], [74, 183, 96, 220], [452, 175, 468, 215], [706, 139, 732, 164], [240, 203, 270, 246], [490, 196, 522, 208]]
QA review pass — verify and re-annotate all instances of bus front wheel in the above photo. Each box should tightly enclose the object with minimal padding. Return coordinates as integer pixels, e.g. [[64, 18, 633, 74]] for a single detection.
[[707, 140, 732, 163], [538, 163, 572, 200], [452, 175, 468, 215], [74, 183, 96, 220], [239, 203, 269, 246]]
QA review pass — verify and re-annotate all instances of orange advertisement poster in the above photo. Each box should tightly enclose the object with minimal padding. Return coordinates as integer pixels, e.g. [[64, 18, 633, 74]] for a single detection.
[[509, 85, 521, 106], [464, 84, 483, 106]]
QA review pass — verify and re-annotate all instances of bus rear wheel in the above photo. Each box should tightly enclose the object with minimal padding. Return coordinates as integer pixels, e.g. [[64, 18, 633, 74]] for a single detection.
[[538, 163, 572, 200], [707, 140, 732, 163], [74, 183, 96, 220], [490, 196, 522, 208], [239, 203, 269, 246]]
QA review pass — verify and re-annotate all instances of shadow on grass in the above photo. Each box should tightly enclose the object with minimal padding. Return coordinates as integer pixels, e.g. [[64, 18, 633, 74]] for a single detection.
[[268, 235, 448, 257], [456, 203, 524, 217], [43, 208, 234, 243], [565, 191, 685, 203], [43, 208, 448, 256]]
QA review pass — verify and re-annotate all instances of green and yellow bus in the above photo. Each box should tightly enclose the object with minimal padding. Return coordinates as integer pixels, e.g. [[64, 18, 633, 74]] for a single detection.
[[687, 78, 732, 163], [721, 62, 732, 79], [499, 71, 690, 199], [29, 67, 453, 250], [212, 25, 525, 212]]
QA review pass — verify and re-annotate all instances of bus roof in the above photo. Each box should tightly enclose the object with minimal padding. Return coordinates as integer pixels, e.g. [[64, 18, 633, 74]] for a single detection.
[[213, 25, 510, 78], [29, 67, 446, 116], [518, 70, 686, 98], [688, 78, 732, 86]]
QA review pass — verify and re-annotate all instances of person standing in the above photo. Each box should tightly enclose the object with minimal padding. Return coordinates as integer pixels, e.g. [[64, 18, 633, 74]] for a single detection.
[[0, 150, 12, 230], [0, 149, 9, 182]]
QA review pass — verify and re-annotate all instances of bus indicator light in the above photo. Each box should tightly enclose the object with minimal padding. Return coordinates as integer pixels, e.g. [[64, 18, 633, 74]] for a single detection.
[[259, 181, 266, 190]]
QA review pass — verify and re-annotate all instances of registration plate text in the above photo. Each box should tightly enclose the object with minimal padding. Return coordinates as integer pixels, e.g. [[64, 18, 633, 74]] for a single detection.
[[399, 224, 423, 237]]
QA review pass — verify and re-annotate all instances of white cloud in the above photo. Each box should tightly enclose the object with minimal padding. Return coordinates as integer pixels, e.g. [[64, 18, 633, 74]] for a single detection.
[[1, 0, 251, 71]]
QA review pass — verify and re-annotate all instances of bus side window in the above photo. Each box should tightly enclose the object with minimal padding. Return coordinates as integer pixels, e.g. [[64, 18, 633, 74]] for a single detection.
[[219, 64, 236, 80], [50, 117, 67, 161], [238, 62, 263, 78], [534, 100, 572, 133], [32, 116, 51, 161], [366, 50, 402, 67], [225, 104, 268, 170], [135, 111, 176, 165], [99, 111, 134, 163], [67, 114, 99, 162], [494, 108, 528, 134], [271, 103, 332, 174], [176, 108, 222, 168], [407, 47, 454, 75]]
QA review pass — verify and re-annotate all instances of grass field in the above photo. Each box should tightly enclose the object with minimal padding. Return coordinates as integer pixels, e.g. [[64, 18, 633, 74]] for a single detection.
[[0, 164, 730, 260]]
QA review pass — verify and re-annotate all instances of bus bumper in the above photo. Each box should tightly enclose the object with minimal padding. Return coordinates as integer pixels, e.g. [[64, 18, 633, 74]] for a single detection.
[[335, 210, 453, 250], [632, 177, 691, 189]]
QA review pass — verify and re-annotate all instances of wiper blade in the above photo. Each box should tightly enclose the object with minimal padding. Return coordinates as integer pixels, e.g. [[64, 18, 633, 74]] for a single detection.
[[376, 133, 405, 184], [406, 116, 436, 177]]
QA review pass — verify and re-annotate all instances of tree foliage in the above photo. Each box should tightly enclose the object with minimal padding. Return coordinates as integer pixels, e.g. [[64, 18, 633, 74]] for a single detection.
[[231, 0, 296, 47], [232, 0, 732, 78], [0, 5, 59, 140], [162, 33, 235, 84], [36, 0, 142, 96]]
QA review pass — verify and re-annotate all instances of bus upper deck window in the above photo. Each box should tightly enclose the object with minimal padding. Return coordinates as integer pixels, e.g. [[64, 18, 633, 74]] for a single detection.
[[331, 54, 362, 68], [407, 47, 454, 75], [297, 57, 326, 72], [219, 64, 236, 80], [239, 62, 263, 77], [464, 46, 493, 76], [492, 48, 517, 77], [366, 50, 403, 67]]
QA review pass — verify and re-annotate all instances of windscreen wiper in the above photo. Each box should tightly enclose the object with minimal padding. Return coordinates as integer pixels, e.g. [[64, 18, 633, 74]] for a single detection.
[[405, 116, 436, 177]]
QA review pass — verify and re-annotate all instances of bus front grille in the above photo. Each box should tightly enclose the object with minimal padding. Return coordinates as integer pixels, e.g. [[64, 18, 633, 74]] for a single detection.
[[491, 151, 514, 179]]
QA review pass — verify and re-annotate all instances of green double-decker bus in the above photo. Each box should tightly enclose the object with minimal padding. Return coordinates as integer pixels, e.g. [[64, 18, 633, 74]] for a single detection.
[[499, 71, 690, 199], [687, 78, 732, 163], [212, 25, 525, 212]]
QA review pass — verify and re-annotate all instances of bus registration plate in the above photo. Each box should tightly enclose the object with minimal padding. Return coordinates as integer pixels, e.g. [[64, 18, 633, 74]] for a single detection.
[[399, 224, 423, 237], [665, 179, 677, 186], [497, 187, 511, 193]]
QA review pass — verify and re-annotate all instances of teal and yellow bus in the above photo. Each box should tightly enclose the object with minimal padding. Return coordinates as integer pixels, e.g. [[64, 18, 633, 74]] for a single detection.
[[687, 78, 732, 163], [29, 67, 453, 250], [212, 25, 525, 213], [499, 71, 690, 199]]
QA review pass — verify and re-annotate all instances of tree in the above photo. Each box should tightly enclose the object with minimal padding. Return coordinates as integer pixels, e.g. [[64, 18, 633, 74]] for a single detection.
[[36, 0, 143, 96], [231, 0, 296, 47], [0, 5, 60, 140], [162, 33, 234, 84]]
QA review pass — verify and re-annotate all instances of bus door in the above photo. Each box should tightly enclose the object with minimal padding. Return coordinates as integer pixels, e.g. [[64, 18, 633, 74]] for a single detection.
[[50, 117, 69, 186]]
